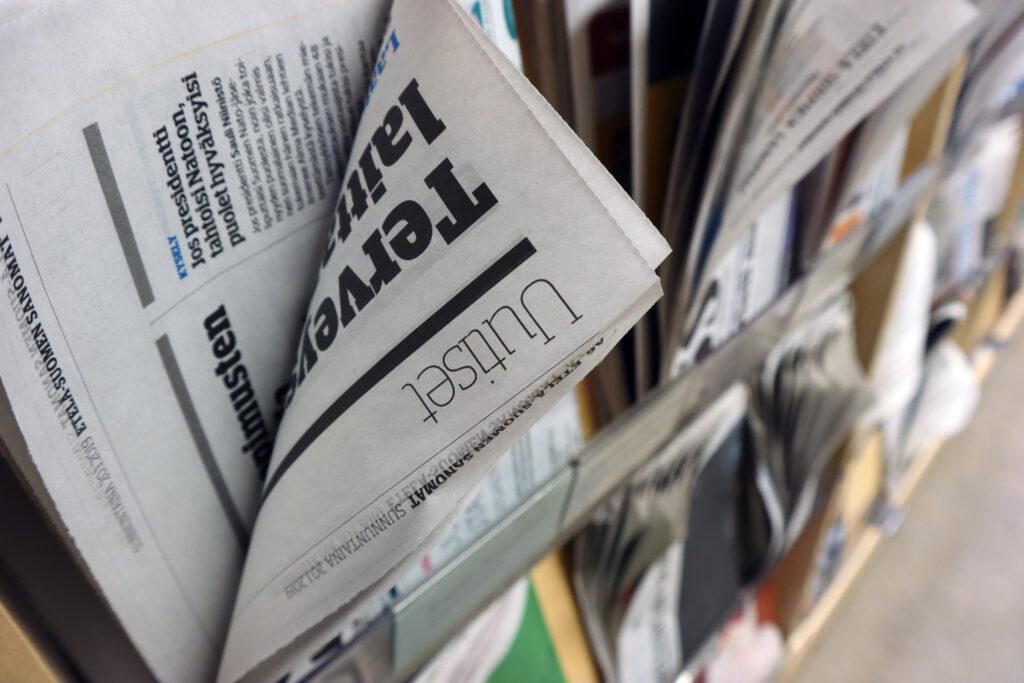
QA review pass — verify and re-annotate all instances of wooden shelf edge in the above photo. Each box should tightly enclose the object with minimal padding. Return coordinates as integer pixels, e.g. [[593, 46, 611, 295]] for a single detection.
[[0, 592, 64, 683], [529, 550, 601, 683]]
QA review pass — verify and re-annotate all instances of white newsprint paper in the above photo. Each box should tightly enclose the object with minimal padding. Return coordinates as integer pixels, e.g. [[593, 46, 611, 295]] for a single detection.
[[719, 0, 978, 250], [0, 0, 668, 681], [219, 1, 667, 680], [0, 0, 389, 680], [676, 0, 978, 348]]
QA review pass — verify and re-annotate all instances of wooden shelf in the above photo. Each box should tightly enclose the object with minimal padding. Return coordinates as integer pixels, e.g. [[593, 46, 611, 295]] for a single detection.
[[782, 284, 1024, 680]]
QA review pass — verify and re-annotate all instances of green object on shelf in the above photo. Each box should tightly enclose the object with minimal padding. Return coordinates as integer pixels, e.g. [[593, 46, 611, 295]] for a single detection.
[[488, 582, 566, 683]]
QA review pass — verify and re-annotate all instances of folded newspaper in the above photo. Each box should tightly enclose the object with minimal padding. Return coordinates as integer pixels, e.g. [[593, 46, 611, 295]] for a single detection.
[[0, 0, 670, 680]]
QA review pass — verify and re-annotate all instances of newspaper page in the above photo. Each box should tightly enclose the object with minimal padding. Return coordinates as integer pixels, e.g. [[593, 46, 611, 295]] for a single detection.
[[685, 0, 978, 339], [0, 1, 388, 680], [669, 191, 794, 375], [282, 392, 585, 676], [660, 0, 787, 369], [323, 4, 586, 648], [235, 8, 591, 672], [218, 0, 670, 679]]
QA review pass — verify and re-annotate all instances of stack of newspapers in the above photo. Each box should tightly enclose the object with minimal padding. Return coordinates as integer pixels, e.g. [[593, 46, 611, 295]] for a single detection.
[[4, 0, 1024, 681], [515, 0, 978, 418], [0, 1, 669, 681], [573, 297, 871, 682]]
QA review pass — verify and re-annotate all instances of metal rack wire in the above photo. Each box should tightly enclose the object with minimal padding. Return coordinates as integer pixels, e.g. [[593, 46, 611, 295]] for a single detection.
[[304, 166, 936, 683]]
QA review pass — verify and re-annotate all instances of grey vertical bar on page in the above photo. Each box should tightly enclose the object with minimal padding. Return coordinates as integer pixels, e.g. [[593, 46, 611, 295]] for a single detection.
[[83, 122, 155, 308], [156, 334, 249, 548]]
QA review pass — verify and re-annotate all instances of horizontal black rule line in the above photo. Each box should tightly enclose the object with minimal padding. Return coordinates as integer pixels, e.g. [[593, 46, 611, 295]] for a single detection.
[[261, 237, 538, 504]]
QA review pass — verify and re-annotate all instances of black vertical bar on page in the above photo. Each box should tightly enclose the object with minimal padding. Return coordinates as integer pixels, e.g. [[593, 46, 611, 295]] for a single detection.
[[83, 122, 155, 307], [157, 334, 249, 548], [261, 237, 538, 503]]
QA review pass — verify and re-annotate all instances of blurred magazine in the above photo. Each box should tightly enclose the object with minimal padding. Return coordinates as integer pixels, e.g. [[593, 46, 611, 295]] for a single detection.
[[576, 297, 868, 683], [629, 0, 712, 395], [749, 296, 871, 546], [573, 384, 757, 682], [668, 0, 978, 374]]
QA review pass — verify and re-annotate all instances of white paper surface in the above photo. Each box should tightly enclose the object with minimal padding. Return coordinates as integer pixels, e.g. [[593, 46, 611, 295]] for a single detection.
[[721, 0, 977, 243], [863, 220, 936, 424], [617, 541, 683, 683], [217, 1, 668, 679], [1, 0, 668, 680], [902, 339, 978, 459], [328, 392, 583, 647], [671, 192, 792, 375], [682, 0, 978, 343], [0, 1, 388, 680], [411, 578, 529, 683]]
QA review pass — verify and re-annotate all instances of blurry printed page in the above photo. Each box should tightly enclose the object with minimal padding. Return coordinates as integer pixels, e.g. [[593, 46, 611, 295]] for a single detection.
[[695, 0, 977, 324], [219, 0, 669, 679], [565, 0, 631, 184], [456, 0, 524, 70], [0, 0, 388, 680]]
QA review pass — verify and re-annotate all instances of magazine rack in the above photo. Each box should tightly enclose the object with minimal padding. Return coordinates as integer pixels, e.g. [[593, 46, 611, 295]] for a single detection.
[[303, 165, 937, 683]]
